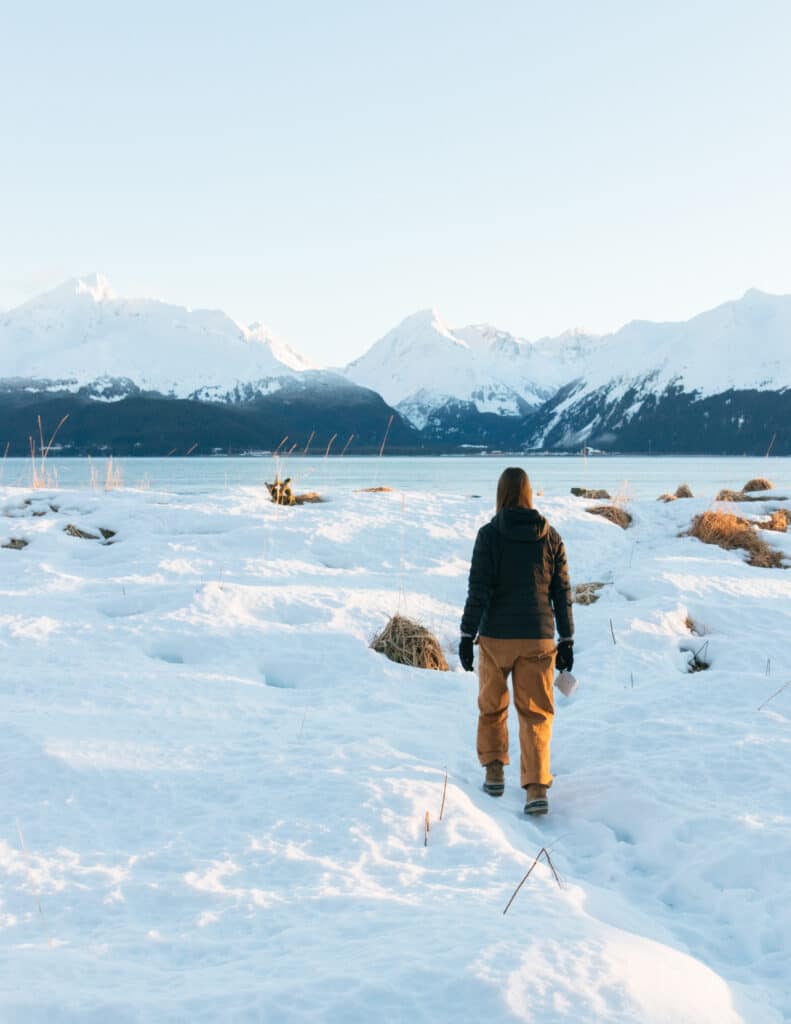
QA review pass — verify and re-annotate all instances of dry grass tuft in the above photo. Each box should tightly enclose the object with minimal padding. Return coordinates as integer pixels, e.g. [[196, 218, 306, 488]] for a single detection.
[[266, 477, 324, 506], [64, 524, 100, 540], [674, 483, 694, 498], [743, 477, 774, 493], [573, 582, 606, 605], [684, 614, 707, 635], [758, 509, 789, 533], [371, 614, 449, 671], [657, 493, 676, 503], [354, 486, 393, 493], [571, 487, 611, 499], [715, 488, 774, 503], [586, 505, 632, 529], [2, 537, 28, 550], [688, 510, 785, 568], [266, 476, 295, 505]]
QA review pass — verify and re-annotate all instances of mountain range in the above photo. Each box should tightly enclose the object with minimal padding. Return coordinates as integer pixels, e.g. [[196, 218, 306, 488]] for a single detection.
[[1, 274, 789, 455]]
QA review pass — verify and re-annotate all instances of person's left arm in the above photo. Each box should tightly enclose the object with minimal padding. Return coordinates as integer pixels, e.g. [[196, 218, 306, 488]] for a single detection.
[[549, 530, 574, 669]]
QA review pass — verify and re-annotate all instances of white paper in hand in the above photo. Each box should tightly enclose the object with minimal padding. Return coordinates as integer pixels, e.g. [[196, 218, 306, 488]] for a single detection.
[[555, 670, 578, 697]]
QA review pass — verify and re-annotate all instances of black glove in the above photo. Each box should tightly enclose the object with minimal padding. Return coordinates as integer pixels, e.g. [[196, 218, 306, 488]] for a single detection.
[[556, 640, 574, 672], [459, 636, 475, 672]]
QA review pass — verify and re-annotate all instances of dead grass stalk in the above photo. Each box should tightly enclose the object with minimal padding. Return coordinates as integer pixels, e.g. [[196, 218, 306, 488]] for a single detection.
[[29, 414, 69, 489], [439, 772, 448, 820], [503, 847, 563, 914], [756, 679, 791, 711], [379, 415, 394, 457]]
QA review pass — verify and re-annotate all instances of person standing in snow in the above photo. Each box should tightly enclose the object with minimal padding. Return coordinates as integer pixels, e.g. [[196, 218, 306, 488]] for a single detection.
[[459, 467, 574, 816]]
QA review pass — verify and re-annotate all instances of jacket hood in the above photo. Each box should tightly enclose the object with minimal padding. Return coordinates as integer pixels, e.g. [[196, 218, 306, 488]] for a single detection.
[[495, 507, 549, 542]]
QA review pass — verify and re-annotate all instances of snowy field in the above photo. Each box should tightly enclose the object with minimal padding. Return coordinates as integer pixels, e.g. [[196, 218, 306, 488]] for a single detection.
[[1, 475, 790, 1022]]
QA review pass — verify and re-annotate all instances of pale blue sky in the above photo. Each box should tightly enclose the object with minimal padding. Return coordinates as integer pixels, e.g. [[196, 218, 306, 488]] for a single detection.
[[2, 0, 790, 362]]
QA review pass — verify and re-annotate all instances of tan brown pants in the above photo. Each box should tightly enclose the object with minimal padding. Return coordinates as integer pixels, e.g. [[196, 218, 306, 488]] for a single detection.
[[477, 637, 556, 789]]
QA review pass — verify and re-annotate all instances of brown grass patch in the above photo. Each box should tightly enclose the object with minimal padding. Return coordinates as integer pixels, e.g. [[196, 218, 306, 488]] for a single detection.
[[371, 614, 449, 671], [266, 477, 324, 505], [688, 510, 785, 568], [354, 486, 393, 493], [743, 477, 773, 492], [586, 505, 632, 529], [715, 488, 777, 503], [674, 483, 694, 498], [758, 509, 789, 532], [657, 493, 676, 503], [64, 524, 100, 540], [2, 538, 28, 550], [571, 487, 611, 499], [573, 582, 607, 605]]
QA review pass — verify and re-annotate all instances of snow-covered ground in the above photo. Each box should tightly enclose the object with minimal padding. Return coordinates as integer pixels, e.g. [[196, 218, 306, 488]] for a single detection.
[[1, 476, 789, 1022]]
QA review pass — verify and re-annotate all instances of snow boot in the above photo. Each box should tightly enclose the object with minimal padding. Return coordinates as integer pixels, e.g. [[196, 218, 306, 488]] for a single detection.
[[524, 784, 549, 816], [483, 761, 505, 797]]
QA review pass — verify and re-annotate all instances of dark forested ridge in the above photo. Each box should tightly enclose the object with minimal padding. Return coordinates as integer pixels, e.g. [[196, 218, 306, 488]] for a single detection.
[[1, 383, 789, 456], [0, 382, 423, 457]]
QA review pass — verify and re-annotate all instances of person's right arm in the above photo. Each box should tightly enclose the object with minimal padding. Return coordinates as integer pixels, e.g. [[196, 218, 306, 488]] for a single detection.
[[460, 526, 496, 639]]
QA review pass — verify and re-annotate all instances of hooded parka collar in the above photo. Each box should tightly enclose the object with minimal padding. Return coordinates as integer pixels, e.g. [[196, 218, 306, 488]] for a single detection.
[[495, 507, 549, 543]]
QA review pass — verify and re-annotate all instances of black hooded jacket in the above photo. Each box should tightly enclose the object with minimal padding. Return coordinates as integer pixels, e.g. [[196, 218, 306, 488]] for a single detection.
[[460, 508, 574, 640]]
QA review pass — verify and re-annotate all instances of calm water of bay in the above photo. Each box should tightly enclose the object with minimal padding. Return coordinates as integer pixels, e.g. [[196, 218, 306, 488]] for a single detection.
[[2, 454, 789, 501]]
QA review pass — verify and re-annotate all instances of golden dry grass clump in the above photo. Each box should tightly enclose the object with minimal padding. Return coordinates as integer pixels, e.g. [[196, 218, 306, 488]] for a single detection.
[[573, 581, 606, 605], [759, 509, 789, 532], [657, 493, 676, 503], [688, 510, 784, 568], [571, 487, 611, 499], [354, 486, 393, 493], [743, 477, 774, 492], [675, 483, 694, 498], [586, 505, 632, 529], [371, 614, 449, 671]]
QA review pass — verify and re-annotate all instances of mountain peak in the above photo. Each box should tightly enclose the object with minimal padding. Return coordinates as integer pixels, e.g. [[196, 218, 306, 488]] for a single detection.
[[25, 273, 117, 309], [74, 272, 115, 302], [396, 307, 454, 335], [740, 287, 773, 303]]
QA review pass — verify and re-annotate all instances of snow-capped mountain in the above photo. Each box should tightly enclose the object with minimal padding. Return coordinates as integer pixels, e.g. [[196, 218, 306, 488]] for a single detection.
[[0, 273, 313, 401], [2, 275, 790, 454], [342, 290, 791, 452], [344, 309, 598, 430], [0, 274, 421, 456], [529, 288, 791, 451]]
